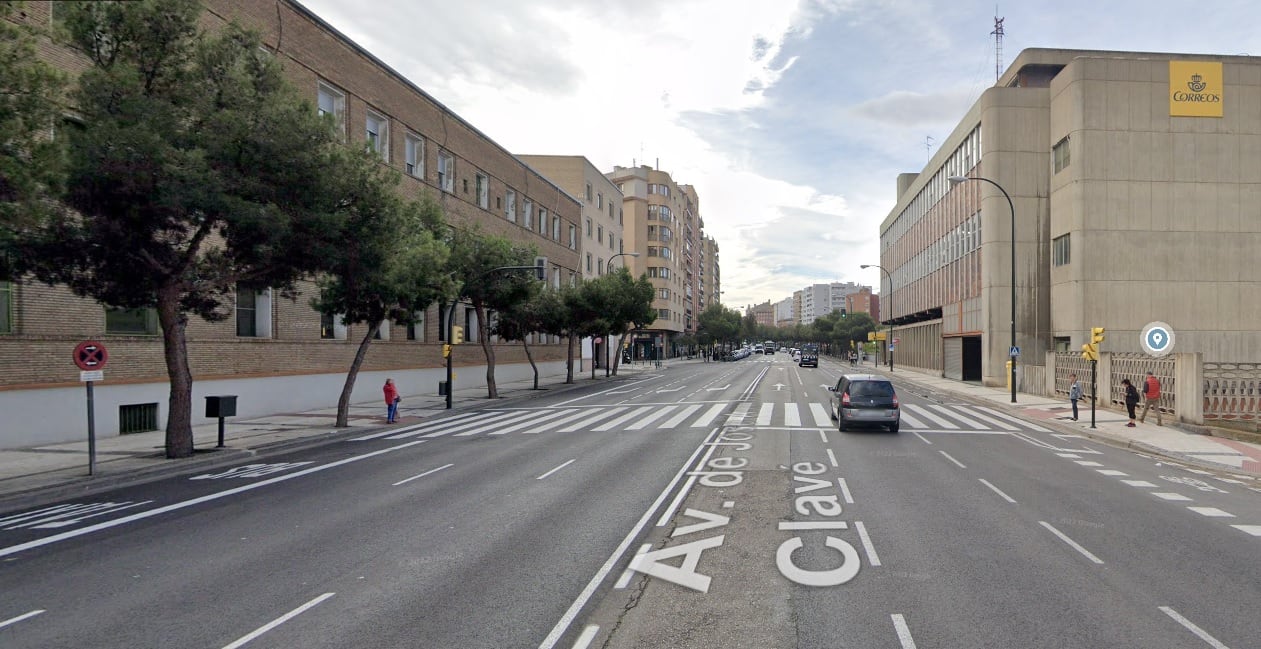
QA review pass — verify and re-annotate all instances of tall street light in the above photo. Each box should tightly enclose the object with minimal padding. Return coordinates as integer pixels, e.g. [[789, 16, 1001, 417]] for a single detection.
[[860, 264, 894, 373], [949, 174, 1017, 404], [605, 252, 640, 377]]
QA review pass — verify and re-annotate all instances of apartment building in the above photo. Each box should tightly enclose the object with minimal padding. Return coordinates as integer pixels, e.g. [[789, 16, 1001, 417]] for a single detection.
[[1, 0, 580, 446], [700, 235, 722, 309], [879, 47, 1261, 386]]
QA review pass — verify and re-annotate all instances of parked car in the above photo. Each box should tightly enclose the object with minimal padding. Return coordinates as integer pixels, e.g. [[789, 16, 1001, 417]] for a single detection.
[[829, 374, 899, 432], [798, 351, 818, 367]]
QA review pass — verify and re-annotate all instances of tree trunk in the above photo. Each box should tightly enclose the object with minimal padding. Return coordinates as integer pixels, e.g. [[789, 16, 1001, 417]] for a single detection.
[[156, 287, 194, 458], [613, 331, 630, 376], [522, 339, 539, 389], [336, 321, 379, 428], [475, 302, 497, 398], [565, 334, 575, 384]]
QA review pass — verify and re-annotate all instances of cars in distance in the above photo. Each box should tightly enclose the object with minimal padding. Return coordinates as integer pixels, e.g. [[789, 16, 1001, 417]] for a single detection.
[[828, 374, 899, 433], [798, 350, 818, 367]]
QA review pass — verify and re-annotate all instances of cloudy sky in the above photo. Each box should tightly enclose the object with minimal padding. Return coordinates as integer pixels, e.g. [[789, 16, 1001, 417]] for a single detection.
[[299, 0, 1261, 309]]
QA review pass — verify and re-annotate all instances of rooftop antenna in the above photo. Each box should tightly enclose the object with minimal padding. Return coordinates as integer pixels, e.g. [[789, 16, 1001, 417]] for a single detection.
[[925, 135, 935, 163], [992, 13, 1005, 83]]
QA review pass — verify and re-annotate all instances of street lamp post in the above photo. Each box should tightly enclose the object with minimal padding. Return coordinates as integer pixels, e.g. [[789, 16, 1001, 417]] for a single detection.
[[606, 252, 640, 377], [949, 174, 1017, 404], [860, 264, 894, 373]]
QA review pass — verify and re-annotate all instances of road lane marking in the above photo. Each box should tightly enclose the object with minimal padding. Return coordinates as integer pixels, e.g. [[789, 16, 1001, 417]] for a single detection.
[[783, 403, 801, 427], [957, 406, 1020, 431], [1039, 521, 1104, 564], [537, 459, 576, 480], [624, 406, 676, 431], [891, 614, 918, 649], [1075, 460, 1104, 467], [571, 624, 600, 649], [453, 412, 527, 436], [1056, 453, 1081, 458], [415, 412, 505, 438], [0, 442, 425, 559], [756, 403, 774, 426], [809, 403, 832, 427], [593, 406, 657, 432], [1153, 492, 1193, 501], [897, 410, 928, 429], [393, 463, 454, 486], [1097, 469, 1129, 476], [538, 427, 724, 649], [912, 431, 932, 445], [489, 408, 587, 435], [903, 405, 958, 429], [221, 592, 335, 649], [1122, 480, 1158, 487], [614, 544, 653, 589], [1187, 507, 1235, 518], [817, 429, 828, 443], [0, 610, 44, 630], [692, 404, 727, 427], [554, 377, 658, 406], [976, 406, 1052, 432], [854, 521, 881, 566], [939, 451, 967, 469], [826, 448, 839, 467], [837, 478, 854, 504], [557, 407, 629, 432], [660, 404, 702, 428], [1231, 525, 1261, 536], [1158, 606, 1232, 649], [979, 478, 1017, 503], [522, 408, 597, 434], [929, 404, 986, 428]]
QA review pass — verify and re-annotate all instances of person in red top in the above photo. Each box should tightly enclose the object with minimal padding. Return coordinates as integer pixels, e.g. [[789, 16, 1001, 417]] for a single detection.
[[383, 378, 400, 424], [1139, 371, 1162, 426]]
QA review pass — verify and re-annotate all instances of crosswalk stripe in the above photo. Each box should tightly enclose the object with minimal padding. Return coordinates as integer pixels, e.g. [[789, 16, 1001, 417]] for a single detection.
[[488, 408, 584, 435], [558, 407, 629, 432], [756, 403, 774, 426], [902, 404, 959, 429], [693, 403, 727, 427], [898, 409, 929, 429], [724, 403, 752, 426], [810, 403, 832, 427], [523, 408, 597, 433], [660, 404, 702, 428], [954, 407, 1017, 431], [593, 406, 657, 432], [410, 412, 504, 438], [453, 412, 530, 436], [625, 406, 677, 430], [975, 406, 1051, 432], [929, 404, 988, 429], [783, 403, 802, 427]]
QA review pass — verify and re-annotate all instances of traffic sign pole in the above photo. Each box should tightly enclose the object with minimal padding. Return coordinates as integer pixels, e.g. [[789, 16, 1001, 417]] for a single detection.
[[1090, 359, 1098, 429], [73, 340, 109, 476], [86, 380, 97, 476]]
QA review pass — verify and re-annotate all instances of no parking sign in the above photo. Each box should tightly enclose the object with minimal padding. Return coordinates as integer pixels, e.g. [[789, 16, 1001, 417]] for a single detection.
[[1141, 321, 1175, 357]]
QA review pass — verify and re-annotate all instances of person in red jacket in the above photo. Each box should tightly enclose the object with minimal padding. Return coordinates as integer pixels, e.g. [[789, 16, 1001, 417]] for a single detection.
[[383, 378, 400, 423], [1139, 371, 1162, 426]]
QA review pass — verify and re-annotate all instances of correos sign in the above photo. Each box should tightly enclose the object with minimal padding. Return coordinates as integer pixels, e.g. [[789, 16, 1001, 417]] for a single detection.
[[1169, 61, 1223, 117]]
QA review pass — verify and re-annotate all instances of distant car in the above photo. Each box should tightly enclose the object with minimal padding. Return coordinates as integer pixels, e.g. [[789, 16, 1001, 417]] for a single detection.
[[829, 374, 899, 433], [764, 346, 774, 355], [798, 351, 818, 367], [792, 351, 802, 362], [754, 344, 764, 354]]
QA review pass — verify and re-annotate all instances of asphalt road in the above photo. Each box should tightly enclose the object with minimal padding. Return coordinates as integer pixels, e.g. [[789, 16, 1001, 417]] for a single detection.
[[1, 353, 1258, 648]]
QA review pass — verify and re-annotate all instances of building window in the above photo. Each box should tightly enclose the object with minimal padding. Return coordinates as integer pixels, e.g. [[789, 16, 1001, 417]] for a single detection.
[[585, 182, 593, 201], [586, 253, 593, 272], [320, 313, 336, 339], [438, 151, 454, 192], [597, 192, 603, 209], [619, 208, 623, 225], [553, 217, 561, 241], [658, 308, 671, 319], [648, 246, 659, 257], [538, 208, 548, 235], [609, 235, 615, 251], [1053, 136, 1070, 173], [405, 134, 424, 178], [0, 281, 11, 334], [365, 111, 388, 161], [1053, 233, 1071, 266], [597, 226, 604, 243], [568, 224, 576, 250], [462, 178, 469, 194], [476, 173, 489, 209], [608, 202, 614, 218], [505, 189, 517, 222], [406, 311, 425, 341], [523, 199, 534, 229], [597, 259, 604, 275], [317, 82, 345, 137], [586, 218, 592, 237], [105, 307, 158, 335], [235, 287, 271, 338], [659, 288, 670, 300]]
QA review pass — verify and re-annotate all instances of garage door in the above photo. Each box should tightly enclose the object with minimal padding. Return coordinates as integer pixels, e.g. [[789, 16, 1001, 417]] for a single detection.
[[944, 337, 963, 380]]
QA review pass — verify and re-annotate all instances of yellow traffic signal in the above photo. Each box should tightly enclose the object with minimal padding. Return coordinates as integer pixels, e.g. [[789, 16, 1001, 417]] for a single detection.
[[1081, 343, 1098, 361], [452, 325, 464, 345], [1091, 327, 1105, 345], [443, 344, 452, 358]]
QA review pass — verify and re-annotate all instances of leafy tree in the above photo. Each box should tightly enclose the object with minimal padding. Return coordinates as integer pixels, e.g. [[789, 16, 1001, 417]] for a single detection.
[[0, 1, 65, 278], [490, 276, 545, 389], [605, 268, 654, 375], [20, 0, 351, 457], [446, 227, 538, 398], [697, 303, 741, 357], [311, 164, 451, 427]]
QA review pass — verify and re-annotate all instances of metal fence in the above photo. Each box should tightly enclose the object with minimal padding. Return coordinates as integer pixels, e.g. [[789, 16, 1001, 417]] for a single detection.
[[1051, 352, 1176, 417]]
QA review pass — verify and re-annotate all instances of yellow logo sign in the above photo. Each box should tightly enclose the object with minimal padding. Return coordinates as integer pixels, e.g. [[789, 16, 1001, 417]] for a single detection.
[[1169, 61, 1223, 117]]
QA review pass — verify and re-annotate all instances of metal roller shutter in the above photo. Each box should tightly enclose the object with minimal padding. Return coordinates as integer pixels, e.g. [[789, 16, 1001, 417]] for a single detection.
[[944, 337, 963, 380]]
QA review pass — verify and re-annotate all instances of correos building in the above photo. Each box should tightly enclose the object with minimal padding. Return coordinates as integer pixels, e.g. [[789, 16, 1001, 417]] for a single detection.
[[878, 48, 1261, 398]]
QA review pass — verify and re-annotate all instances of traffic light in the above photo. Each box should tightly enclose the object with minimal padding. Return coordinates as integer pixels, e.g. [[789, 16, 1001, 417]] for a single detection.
[[443, 344, 452, 358], [1091, 327, 1106, 346], [1081, 343, 1098, 361], [452, 325, 464, 345], [840, 308, 847, 318]]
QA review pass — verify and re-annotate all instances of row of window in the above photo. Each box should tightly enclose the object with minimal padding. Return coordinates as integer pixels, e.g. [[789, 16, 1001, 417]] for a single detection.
[[886, 125, 982, 250], [319, 83, 577, 250], [584, 218, 618, 252], [891, 211, 982, 290]]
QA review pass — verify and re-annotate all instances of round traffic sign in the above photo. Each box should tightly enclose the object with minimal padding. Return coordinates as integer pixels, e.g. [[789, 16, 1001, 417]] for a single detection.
[[73, 340, 109, 370], [1140, 321, 1174, 357]]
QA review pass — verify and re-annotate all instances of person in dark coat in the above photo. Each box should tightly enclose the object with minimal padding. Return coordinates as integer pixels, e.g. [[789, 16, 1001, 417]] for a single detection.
[[1122, 378, 1139, 427]]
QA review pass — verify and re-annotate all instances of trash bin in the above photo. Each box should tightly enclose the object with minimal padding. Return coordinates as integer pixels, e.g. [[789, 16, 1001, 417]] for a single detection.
[[438, 381, 448, 396], [205, 395, 237, 418]]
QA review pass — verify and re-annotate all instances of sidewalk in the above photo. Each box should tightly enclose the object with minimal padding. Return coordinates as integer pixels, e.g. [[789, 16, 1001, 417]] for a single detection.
[[862, 362, 1261, 478], [0, 361, 665, 510]]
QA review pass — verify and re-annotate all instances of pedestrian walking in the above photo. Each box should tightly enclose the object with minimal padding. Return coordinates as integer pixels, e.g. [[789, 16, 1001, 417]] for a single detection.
[[1139, 370, 1162, 425], [1122, 378, 1139, 427], [384, 378, 400, 423], [1068, 373, 1082, 421]]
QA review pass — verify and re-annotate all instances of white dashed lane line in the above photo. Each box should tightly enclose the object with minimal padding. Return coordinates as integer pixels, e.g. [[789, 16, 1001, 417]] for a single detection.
[[1187, 507, 1235, 518]]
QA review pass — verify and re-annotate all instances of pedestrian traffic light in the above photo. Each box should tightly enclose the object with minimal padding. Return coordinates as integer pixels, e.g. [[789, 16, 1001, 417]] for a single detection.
[[1091, 327, 1105, 345], [452, 325, 464, 345], [1081, 343, 1098, 361]]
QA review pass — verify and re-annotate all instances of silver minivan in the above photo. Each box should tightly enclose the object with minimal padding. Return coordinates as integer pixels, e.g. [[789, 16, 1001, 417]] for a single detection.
[[828, 374, 900, 432]]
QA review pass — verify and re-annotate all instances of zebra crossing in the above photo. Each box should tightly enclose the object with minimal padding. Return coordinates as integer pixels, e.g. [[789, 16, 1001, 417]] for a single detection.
[[351, 401, 1050, 441]]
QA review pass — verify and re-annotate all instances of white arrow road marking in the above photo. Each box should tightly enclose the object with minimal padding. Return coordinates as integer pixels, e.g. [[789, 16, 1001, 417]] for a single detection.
[[656, 387, 684, 393], [773, 383, 786, 391], [705, 384, 731, 391]]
